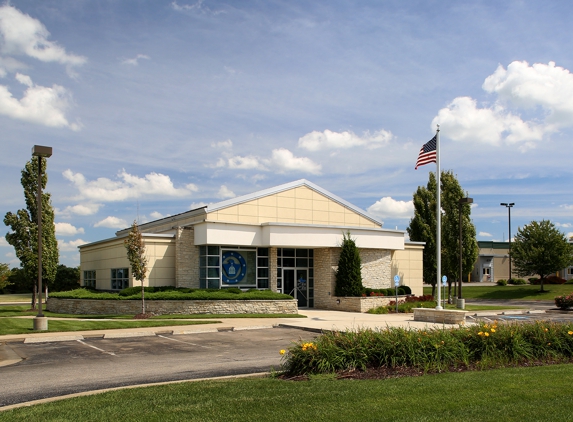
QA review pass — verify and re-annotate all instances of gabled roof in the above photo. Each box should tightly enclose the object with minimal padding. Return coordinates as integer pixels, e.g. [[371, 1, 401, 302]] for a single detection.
[[116, 179, 382, 236], [205, 179, 383, 227]]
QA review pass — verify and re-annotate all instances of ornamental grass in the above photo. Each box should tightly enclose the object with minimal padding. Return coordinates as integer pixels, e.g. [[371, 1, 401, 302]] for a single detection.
[[280, 321, 573, 376]]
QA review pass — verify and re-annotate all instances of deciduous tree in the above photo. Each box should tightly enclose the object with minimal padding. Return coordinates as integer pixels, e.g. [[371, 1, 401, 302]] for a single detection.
[[125, 220, 148, 314], [3, 157, 58, 297], [511, 220, 573, 292], [407, 171, 478, 299]]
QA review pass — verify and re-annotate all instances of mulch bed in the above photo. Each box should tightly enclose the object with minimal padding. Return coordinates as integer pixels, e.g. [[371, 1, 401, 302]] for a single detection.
[[279, 358, 573, 381]]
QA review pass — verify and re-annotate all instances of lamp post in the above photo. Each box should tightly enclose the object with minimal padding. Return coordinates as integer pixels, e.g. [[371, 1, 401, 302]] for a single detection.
[[458, 197, 473, 309], [500, 202, 515, 282], [32, 145, 52, 331]]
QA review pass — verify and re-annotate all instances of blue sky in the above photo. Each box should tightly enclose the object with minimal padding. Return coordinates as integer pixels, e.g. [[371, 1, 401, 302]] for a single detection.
[[1, 0, 572, 267]]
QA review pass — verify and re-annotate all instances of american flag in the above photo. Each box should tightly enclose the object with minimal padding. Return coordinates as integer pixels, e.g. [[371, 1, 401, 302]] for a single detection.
[[415, 135, 437, 169]]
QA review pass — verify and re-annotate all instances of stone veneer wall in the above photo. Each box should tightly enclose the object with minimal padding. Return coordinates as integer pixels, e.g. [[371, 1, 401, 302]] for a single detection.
[[314, 247, 397, 312], [269, 247, 278, 292], [47, 298, 298, 315], [175, 226, 199, 288], [360, 249, 391, 289]]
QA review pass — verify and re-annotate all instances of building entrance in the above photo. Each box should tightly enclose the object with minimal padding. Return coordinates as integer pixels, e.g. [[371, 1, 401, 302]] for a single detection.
[[283, 268, 308, 308]]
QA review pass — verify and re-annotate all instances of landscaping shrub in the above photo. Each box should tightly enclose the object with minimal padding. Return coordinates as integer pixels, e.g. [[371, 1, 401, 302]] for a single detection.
[[50, 288, 293, 301], [119, 286, 177, 296], [529, 277, 539, 284], [508, 278, 527, 285], [367, 295, 435, 314], [555, 294, 573, 309], [531, 276, 567, 285], [363, 286, 412, 297], [497, 279, 507, 286], [566, 279, 573, 285], [335, 232, 364, 297], [280, 321, 573, 376]]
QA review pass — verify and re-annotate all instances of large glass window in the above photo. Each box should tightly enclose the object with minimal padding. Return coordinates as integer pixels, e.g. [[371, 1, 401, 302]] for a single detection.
[[257, 248, 269, 289], [83, 270, 96, 289], [111, 268, 129, 290], [221, 249, 256, 288], [276, 248, 314, 306], [200, 246, 220, 288]]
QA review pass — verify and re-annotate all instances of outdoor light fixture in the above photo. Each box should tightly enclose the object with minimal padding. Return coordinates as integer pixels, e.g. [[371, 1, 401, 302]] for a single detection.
[[457, 197, 473, 308], [500, 202, 515, 283], [32, 145, 52, 331]]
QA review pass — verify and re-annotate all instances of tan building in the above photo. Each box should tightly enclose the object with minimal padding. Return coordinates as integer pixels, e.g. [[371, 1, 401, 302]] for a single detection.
[[79, 179, 424, 309], [471, 241, 512, 282]]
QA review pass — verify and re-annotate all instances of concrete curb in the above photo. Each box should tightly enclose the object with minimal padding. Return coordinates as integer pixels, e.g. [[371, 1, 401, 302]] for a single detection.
[[0, 372, 270, 412], [24, 335, 84, 344]]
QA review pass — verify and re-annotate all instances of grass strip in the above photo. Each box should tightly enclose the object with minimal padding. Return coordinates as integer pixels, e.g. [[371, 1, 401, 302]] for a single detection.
[[0, 318, 219, 335], [424, 284, 573, 300], [0, 294, 32, 303], [2, 364, 573, 421]]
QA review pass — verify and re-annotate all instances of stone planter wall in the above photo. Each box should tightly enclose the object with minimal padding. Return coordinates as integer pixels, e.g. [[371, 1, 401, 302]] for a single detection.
[[320, 295, 408, 313], [47, 297, 298, 315]]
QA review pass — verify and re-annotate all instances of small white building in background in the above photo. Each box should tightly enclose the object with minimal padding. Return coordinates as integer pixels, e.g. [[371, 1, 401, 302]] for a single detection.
[[79, 179, 423, 309]]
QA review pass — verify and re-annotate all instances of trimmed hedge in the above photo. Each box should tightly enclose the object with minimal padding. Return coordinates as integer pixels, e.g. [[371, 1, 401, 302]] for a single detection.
[[50, 288, 294, 301], [363, 286, 412, 297]]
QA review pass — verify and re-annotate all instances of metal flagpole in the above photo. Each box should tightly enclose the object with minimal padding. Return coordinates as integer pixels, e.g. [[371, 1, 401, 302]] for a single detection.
[[435, 125, 442, 310]]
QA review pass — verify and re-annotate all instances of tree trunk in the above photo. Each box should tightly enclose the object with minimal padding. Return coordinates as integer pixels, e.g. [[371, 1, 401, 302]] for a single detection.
[[31, 285, 37, 310], [141, 281, 145, 315]]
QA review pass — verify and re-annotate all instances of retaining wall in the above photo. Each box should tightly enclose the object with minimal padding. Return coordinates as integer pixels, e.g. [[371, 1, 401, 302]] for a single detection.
[[47, 297, 298, 315]]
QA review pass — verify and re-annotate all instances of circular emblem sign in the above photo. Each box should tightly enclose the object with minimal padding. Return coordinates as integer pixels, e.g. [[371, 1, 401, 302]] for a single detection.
[[221, 251, 247, 284]]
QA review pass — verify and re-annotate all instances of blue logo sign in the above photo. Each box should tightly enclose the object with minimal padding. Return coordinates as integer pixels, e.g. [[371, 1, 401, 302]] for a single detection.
[[222, 251, 247, 284], [394, 275, 400, 287], [442, 275, 447, 286]]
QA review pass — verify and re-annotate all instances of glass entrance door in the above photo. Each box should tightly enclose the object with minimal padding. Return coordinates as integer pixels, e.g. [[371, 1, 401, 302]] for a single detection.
[[283, 269, 308, 308]]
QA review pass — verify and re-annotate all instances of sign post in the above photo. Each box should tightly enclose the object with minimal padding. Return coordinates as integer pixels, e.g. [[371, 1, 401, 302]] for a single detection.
[[441, 275, 447, 309], [394, 275, 400, 313]]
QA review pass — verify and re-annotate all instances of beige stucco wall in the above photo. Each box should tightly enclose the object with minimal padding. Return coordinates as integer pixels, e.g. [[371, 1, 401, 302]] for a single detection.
[[80, 235, 175, 290], [390, 243, 424, 296], [207, 186, 379, 227]]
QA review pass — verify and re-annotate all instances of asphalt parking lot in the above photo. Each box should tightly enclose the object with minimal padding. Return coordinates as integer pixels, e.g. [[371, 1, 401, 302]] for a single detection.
[[0, 326, 318, 407]]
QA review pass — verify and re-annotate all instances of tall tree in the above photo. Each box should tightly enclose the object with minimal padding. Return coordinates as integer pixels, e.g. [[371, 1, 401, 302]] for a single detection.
[[125, 220, 148, 314], [3, 157, 59, 294], [0, 263, 13, 291], [335, 231, 364, 297], [511, 220, 573, 292], [407, 171, 478, 299]]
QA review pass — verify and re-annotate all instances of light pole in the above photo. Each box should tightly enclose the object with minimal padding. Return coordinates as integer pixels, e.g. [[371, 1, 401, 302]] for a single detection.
[[32, 145, 52, 331], [500, 202, 514, 283], [458, 197, 473, 308]]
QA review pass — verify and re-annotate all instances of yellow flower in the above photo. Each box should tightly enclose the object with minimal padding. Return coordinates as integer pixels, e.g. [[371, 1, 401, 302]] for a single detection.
[[568, 331, 573, 335], [544, 328, 548, 332], [547, 343, 551, 346], [279, 349, 286, 355], [478, 332, 483, 336], [484, 332, 490, 337], [491, 328, 496, 333]]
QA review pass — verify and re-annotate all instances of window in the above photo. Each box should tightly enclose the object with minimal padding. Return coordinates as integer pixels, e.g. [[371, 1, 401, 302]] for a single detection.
[[257, 248, 269, 289], [83, 270, 96, 289], [111, 268, 129, 290], [200, 246, 220, 289], [568, 267, 573, 275]]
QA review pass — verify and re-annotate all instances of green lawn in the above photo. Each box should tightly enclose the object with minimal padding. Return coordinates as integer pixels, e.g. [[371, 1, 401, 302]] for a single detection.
[[425, 284, 573, 300], [0, 294, 32, 303], [0, 318, 220, 335], [2, 364, 573, 421]]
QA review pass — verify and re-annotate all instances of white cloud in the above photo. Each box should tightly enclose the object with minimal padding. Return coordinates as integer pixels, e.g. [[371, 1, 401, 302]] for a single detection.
[[555, 222, 572, 228], [171, 0, 225, 15], [211, 139, 233, 149], [266, 148, 321, 174], [0, 236, 9, 247], [298, 129, 393, 151], [0, 5, 86, 72], [150, 211, 170, 220], [122, 54, 150, 66], [218, 149, 321, 175], [218, 185, 235, 199], [58, 238, 88, 252], [63, 169, 198, 202], [56, 203, 102, 217], [432, 96, 543, 149], [0, 74, 80, 129], [560, 204, 573, 211], [483, 61, 573, 130], [94, 216, 128, 229], [367, 197, 414, 219], [228, 155, 262, 170], [479, 231, 493, 237], [55, 222, 85, 236]]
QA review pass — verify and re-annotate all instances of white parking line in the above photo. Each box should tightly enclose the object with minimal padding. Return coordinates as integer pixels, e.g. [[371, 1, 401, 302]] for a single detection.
[[76, 339, 116, 356], [157, 334, 211, 349]]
